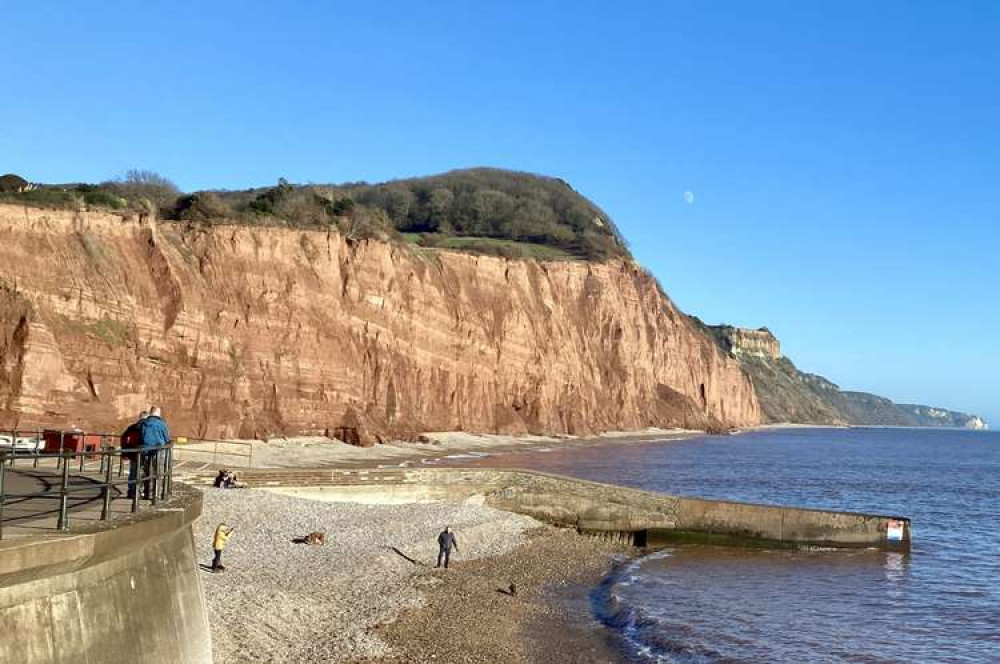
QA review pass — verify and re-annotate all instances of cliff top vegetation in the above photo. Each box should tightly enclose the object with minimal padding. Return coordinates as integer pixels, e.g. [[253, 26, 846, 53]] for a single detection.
[[0, 168, 629, 261]]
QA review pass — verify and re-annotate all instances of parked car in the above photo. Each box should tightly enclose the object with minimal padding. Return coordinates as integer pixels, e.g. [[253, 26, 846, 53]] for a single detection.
[[0, 434, 44, 454]]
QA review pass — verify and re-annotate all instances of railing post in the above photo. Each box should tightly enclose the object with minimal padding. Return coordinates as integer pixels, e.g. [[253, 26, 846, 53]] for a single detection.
[[57, 450, 71, 532], [101, 448, 114, 520], [160, 446, 168, 501], [131, 452, 141, 513], [0, 451, 7, 541], [164, 444, 173, 498], [150, 448, 160, 506]]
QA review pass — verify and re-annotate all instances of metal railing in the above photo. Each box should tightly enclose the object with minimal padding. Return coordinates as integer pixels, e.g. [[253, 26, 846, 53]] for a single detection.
[[0, 428, 118, 470], [0, 439, 174, 541]]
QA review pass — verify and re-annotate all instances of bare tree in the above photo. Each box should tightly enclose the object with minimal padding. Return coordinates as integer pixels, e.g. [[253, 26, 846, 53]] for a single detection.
[[106, 169, 181, 209]]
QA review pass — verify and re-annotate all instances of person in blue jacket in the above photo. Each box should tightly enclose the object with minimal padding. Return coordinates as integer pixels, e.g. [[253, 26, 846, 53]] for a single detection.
[[139, 406, 171, 499]]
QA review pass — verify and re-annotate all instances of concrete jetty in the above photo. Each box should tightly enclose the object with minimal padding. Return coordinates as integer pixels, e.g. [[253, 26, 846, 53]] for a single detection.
[[190, 467, 911, 551]]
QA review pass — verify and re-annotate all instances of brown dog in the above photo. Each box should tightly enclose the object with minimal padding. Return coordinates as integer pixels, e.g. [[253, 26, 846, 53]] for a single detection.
[[303, 531, 326, 545]]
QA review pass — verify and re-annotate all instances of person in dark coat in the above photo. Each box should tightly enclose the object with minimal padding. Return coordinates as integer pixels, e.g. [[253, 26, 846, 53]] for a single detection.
[[139, 406, 171, 499], [121, 411, 147, 499], [436, 526, 460, 569]]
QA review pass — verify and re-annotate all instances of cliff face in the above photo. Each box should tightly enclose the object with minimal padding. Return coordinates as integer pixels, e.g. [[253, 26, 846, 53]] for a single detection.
[[708, 324, 989, 430], [709, 326, 781, 360], [0, 204, 759, 440]]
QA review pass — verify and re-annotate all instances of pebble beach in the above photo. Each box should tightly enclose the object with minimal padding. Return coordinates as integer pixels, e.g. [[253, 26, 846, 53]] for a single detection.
[[195, 488, 625, 663]]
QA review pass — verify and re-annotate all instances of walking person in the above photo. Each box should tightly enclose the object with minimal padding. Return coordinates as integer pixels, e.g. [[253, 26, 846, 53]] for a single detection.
[[139, 406, 171, 499], [211, 523, 234, 572], [436, 526, 460, 569], [121, 411, 147, 499]]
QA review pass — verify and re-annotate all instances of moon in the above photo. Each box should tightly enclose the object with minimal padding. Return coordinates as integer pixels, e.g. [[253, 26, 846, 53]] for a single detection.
[[683, 191, 695, 204]]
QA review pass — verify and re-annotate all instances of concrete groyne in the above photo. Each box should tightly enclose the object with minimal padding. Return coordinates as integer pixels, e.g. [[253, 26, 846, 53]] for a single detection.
[[196, 467, 911, 551], [0, 484, 212, 664]]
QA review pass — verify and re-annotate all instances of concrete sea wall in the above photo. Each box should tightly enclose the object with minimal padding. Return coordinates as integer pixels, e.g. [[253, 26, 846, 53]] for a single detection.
[[0, 485, 212, 664], [228, 467, 911, 551]]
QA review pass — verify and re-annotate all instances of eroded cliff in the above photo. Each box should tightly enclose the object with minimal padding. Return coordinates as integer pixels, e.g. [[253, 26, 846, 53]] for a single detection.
[[707, 324, 988, 429], [0, 204, 759, 441]]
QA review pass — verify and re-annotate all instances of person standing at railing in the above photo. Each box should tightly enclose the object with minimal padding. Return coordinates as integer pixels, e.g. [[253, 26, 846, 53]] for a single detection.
[[121, 411, 147, 499], [139, 406, 171, 500]]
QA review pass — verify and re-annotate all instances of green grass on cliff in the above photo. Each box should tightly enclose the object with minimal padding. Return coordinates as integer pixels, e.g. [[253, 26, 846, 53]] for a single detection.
[[0, 189, 79, 208], [89, 318, 132, 347], [48, 313, 133, 348], [403, 233, 577, 260]]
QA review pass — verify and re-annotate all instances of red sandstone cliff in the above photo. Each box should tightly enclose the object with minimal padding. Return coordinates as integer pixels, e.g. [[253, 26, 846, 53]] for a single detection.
[[0, 204, 759, 441]]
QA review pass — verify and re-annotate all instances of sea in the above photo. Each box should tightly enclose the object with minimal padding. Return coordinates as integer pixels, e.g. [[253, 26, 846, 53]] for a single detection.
[[443, 427, 1000, 663]]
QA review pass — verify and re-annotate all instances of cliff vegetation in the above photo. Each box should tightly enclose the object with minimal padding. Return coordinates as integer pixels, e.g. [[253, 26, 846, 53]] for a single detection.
[[0, 168, 628, 262]]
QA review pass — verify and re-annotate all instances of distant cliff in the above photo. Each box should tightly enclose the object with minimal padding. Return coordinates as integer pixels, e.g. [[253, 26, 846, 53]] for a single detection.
[[705, 324, 988, 430], [0, 204, 759, 441]]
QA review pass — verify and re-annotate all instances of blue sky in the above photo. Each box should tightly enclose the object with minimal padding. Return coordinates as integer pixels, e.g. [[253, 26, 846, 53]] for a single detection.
[[2, 2, 997, 425]]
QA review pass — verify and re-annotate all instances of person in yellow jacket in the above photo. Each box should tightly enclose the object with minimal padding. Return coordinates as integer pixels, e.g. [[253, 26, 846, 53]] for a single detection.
[[211, 523, 234, 572]]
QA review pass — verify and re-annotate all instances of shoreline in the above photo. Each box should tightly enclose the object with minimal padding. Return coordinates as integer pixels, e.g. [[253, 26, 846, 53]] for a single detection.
[[360, 528, 627, 664], [176, 423, 884, 476], [175, 427, 704, 472]]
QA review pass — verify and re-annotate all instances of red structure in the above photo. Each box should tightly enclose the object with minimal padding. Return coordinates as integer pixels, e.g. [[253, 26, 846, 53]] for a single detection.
[[42, 430, 114, 454]]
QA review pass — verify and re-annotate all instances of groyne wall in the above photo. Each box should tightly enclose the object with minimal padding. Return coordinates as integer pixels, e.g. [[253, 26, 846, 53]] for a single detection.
[[219, 467, 910, 551], [0, 485, 211, 664]]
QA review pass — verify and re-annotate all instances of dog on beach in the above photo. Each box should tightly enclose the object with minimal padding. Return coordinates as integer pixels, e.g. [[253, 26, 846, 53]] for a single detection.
[[303, 531, 326, 545]]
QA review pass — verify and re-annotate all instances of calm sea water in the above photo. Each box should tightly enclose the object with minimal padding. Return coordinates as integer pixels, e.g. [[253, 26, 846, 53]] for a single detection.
[[446, 427, 1000, 663]]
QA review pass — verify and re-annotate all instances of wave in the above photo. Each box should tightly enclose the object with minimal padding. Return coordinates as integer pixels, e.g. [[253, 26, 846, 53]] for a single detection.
[[592, 550, 735, 664]]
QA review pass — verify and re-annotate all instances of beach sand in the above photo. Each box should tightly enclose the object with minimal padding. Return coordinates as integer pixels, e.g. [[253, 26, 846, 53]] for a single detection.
[[176, 428, 697, 472], [196, 487, 626, 663]]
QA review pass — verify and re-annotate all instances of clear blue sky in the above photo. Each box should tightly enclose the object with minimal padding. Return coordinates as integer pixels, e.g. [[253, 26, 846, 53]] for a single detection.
[[2, 2, 997, 425]]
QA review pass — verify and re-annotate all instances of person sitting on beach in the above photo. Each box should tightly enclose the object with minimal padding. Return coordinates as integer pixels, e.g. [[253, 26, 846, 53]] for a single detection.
[[213, 469, 238, 489], [436, 526, 460, 569]]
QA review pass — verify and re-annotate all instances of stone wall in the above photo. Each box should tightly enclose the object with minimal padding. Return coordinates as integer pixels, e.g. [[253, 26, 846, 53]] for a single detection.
[[0, 485, 211, 664]]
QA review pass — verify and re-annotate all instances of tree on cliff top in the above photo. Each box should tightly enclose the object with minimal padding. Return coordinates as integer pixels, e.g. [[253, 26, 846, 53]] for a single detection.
[[0, 174, 31, 193], [206, 168, 630, 261], [333, 168, 631, 260], [105, 169, 181, 211]]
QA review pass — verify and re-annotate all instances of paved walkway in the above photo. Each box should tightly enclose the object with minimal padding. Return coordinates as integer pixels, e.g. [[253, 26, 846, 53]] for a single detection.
[[1, 460, 153, 539]]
